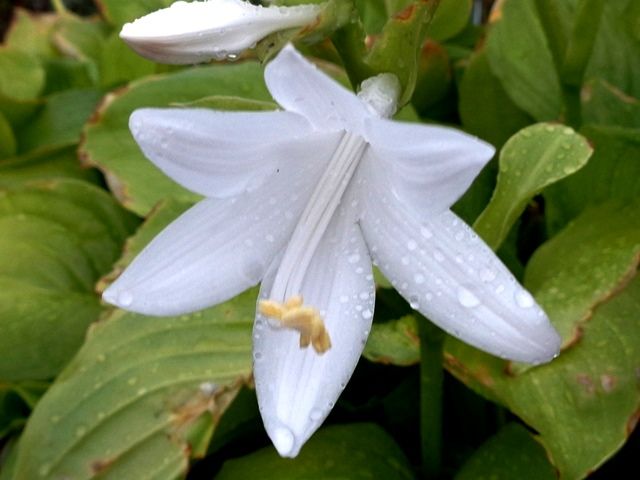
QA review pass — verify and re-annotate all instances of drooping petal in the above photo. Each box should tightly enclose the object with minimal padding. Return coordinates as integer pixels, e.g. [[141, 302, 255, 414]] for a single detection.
[[120, 0, 322, 64], [265, 44, 371, 133], [102, 149, 334, 316], [364, 117, 495, 215], [359, 164, 561, 364], [254, 192, 375, 457], [129, 108, 337, 198]]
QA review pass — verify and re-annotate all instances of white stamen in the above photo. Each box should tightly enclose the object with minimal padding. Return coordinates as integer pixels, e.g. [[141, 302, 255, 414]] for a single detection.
[[269, 131, 367, 303]]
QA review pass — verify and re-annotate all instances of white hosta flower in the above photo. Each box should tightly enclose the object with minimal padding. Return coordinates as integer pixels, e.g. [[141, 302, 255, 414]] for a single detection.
[[103, 44, 561, 457], [119, 0, 322, 63]]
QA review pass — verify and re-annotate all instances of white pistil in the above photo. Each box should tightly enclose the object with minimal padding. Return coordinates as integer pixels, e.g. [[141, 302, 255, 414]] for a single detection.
[[263, 131, 368, 350]]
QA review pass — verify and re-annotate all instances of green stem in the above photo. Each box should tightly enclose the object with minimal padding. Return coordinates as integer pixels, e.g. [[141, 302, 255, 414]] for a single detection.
[[51, 0, 69, 15], [331, 21, 374, 89], [418, 318, 445, 479]]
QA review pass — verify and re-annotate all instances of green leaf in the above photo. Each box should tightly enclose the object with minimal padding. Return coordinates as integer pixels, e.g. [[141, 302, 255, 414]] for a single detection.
[[455, 423, 556, 480], [97, 0, 174, 27], [99, 31, 157, 89], [474, 123, 593, 250], [0, 49, 45, 126], [16, 88, 103, 154], [3, 8, 58, 57], [584, 0, 640, 99], [217, 423, 415, 479], [582, 79, 640, 128], [0, 146, 101, 188], [13, 199, 255, 479], [52, 16, 109, 64], [412, 40, 452, 116], [0, 111, 17, 158], [544, 126, 640, 233], [0, 381, 49, 437], [459, 50, 533, 148], [427, 0, 472, 42], [445, 201, 640, 479], [80, 62, 273, 215], [0, 180, 137, 380], [486, 0, 563, 121], [363, 315, 420, 366], [366, 0, 440, 105]]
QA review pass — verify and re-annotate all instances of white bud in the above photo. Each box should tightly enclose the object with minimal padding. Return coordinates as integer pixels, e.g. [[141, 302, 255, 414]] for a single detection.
[[120, 0, 321, 64], [357, 73, 401, 119]]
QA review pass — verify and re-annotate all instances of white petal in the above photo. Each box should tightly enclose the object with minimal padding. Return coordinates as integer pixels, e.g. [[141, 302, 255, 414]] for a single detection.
[[265, 44, 371, 133], [254, 194, 374, 457], [129, 108, 338, 198], [360, 165, 561, 363], [102, 150, 333, 316], [120, 0, 321, 64], [364, 117, 495, 215]]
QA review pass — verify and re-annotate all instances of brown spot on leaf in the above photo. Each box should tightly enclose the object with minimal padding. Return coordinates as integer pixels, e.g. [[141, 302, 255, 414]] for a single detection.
[[600, 374, 617, 393], [626, 409, 640, 436], [576, 373, 595, 395], [91, 457, 116, 475]]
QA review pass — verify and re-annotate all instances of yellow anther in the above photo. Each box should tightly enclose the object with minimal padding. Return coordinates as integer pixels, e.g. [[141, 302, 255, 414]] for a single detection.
[[258, 296, 332, 354]]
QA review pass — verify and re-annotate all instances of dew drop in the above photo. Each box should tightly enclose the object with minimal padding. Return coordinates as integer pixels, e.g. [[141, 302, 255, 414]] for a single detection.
[[495, 284, 505, 294], [457, 288, 480, 308], [273, 427, 295, 456], [420, 226, 433, 239], [265, 234, 275, 243], [479, 268, 497, 283], [348, 253, 360, 264], [76, 425, 87, 438], [362, 309, 372, 320], [339, 295, 349, 303], [414, 273, 425, 284], [253, 351, 263, 361], [407, 239, 418, 251], [515, 289, 535, 308], [118, 291, 133, 307], [401, 256, 410, 265], [433, 249, 445, 262], [310, 409, 323, 421]]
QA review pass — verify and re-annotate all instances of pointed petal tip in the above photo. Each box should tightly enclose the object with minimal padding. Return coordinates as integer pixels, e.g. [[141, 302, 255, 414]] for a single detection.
[[101, 284, 133, 310], [271, 425, 298, 458]]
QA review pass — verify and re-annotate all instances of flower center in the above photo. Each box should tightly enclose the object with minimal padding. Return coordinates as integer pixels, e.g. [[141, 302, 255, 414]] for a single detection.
[[259, 131, 368, 352]]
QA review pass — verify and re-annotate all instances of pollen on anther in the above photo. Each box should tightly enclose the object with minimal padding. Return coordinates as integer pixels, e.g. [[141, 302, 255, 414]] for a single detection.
[[258, 296, 332, 354]]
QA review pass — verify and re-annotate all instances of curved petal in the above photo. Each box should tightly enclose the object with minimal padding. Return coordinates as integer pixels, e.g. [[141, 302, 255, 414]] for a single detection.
[[102, 146, 336, 316], [120, 0, 321, 64], [254, 192, 375, 457], [364, 117, 495, 215], [130, 108, 333, 198], [265, 44, 371, 133], [359, 164, 561, 364]]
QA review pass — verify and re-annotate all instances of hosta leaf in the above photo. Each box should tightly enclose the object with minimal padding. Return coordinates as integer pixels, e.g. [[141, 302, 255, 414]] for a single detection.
[[459, 50, 532, 148], [99, 31, 157, 89], [427, 0, 472, 42], [0, 48, 45, 126], [0, 146, 101, 188], [80, 62, 272, 215], [582, 79, 640, 129], [544, 126, 640, 233], [4, 8, 58, 57], [445, 201, 640, 479], [363, 315, 420, 366], [13, 199, 255, 480], [474, 123, 592, 250], [0, 111, 17, 158], [0, 180, 137, 380], [217, 423, 415, 479], [455, 423, 556, 480], [16, 88, 103, 154], [96, 0, 174, 27], [486, 0, 563, 121]]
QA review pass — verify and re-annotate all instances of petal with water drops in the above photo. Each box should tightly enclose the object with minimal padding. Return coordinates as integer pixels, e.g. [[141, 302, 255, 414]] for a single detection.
[[102, 152, 333, 316], [253, 192, 375, 457], [359, 163, 561, 363], [264, 44, 371, 133], [129, 108, 336, 198], [364, 116, 495, 215]]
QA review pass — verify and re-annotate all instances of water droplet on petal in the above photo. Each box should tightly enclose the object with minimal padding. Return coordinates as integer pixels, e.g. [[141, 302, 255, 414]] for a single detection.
[[479, 268, 497, 283], [407, 239, 418, 251], [515, 289, 535, 308], [420, 226, 433, 239], [118, 291, 133, 307], [272, 427, 295, 456], [310, 409, 323, 421], [362, 309, 372, 320], [457, 288, 480, 308], [414, 273, 425, 284]]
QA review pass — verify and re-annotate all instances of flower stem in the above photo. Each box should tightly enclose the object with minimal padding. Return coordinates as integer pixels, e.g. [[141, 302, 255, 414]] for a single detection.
[[52, 0, 69, 15], [418, 317, 445, 479]]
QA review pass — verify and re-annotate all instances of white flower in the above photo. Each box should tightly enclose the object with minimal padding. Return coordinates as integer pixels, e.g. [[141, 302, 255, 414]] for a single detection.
[[119, 0, 322, 64], [103, 44, 561, 457]]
